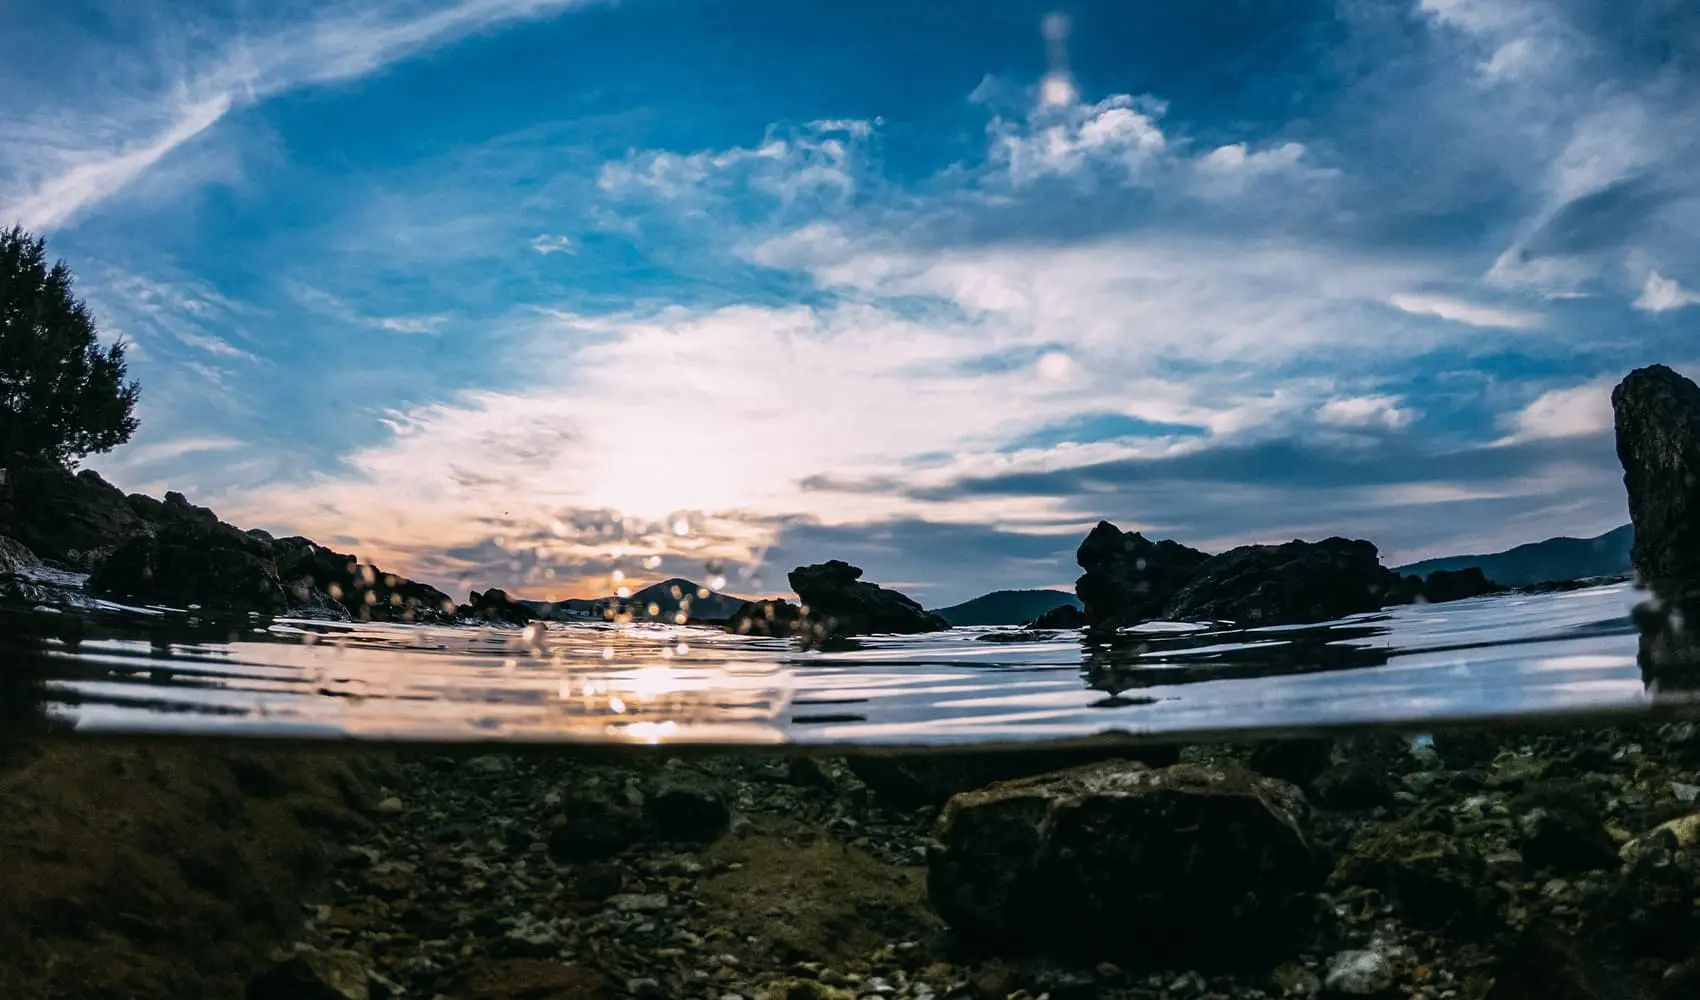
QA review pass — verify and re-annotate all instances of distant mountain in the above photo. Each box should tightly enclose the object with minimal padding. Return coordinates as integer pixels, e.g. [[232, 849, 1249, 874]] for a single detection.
[[1393, 524, 1633, 587], [520, 578, 750, 623], [931, 589, 1082, 627]]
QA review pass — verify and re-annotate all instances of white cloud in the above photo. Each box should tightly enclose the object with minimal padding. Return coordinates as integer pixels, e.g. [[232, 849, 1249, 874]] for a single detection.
[[1499, 378, 1616, 443], [598, 120, 870, 205], [0, 0, 594, 230], [1318, 395, 1417, 431], [530, 234, 576, 255], [1634, 271, 1700, 313], [989, 94, 1167, 186], [1387, 292, 1540, 330], [373, 315, 447, 335]]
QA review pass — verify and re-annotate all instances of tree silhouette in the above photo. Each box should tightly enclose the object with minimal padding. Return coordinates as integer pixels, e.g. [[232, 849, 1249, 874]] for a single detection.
[[0, 225, 138, 464]]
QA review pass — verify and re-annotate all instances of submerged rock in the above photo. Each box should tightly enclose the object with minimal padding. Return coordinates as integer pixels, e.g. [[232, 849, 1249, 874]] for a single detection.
[[1162, 537, 1404, 625], [646, 767, 731, 842], [1073, 521, 1210, 628], [926, 760, 1320, 965], [846, 744, 1181, 811]]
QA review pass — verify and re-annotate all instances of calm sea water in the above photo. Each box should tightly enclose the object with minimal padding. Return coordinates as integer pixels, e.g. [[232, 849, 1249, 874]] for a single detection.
[[5, 580, 1690, 748]]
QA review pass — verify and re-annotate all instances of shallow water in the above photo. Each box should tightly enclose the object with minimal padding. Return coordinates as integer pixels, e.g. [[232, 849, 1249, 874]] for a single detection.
[[5, 580, 1690, 747]]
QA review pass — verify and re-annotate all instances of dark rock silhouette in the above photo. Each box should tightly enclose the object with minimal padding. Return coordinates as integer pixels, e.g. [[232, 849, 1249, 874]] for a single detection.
[[1161, 537, 1404, 625], [274, 539, 454, 622], [0, 457, 144, 569], [1074, 521, 1209, 628], [788, 560, 946, 634], [1419, 567, 1509, 604], [1028, 603, 1086, 628], [459, 588, 537, 625], [725, 598, 805, 638], [1614, 364, 1700, 690], [87, 493, 290, 611], [1616, 365, 1700, 586], [931, 589, 1080, 626], [926, 760, 1320, 965]]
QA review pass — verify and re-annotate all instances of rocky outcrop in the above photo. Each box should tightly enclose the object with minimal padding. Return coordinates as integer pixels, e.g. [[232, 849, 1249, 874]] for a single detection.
[[926, 760, 1321, 965], [87, 493, 291, 611], [1027, 603, 1086, 628], [1073, 521, 1210, 628], [1613, 365, 1700, 690], [727, 561, 945, 640], [1615, 364, 1700, 586], [1162, 537, 1405, 625], [274, 539, 454, 622], [0, 457, 145, 568], [458, 588, 537, 625], [0, 535, 38, 578]]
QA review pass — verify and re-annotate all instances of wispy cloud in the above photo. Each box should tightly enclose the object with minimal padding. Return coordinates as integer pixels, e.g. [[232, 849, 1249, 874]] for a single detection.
[[0, 0, 594, 230], [529, 234, 576, 255], [1387, 292, 1541, 330]]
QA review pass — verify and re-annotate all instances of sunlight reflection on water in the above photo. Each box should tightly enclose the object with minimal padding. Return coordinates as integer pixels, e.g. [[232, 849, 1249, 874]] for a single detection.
[[4, 581, 1678, 747]]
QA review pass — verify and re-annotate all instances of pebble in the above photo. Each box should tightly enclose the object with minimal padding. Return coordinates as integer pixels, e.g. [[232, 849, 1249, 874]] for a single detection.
[[375, 797, 404, 814], [608, 892, 669, 912], [1324, 949, 1392, 995]]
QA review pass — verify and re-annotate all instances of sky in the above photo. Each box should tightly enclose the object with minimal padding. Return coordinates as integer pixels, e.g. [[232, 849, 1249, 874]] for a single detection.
[[3, 0, 1697, 607]]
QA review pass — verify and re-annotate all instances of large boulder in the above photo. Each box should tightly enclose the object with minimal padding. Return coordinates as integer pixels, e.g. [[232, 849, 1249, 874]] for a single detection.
[[783, 560, 947, 636], [1074, 521, 1210, 628], [1161, 537, 1404, 625], [926, 761, 1321, 965], [847, 744, 1181, 811]]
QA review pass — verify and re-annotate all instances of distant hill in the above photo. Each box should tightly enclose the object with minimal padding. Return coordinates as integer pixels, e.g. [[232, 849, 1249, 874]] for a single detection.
[[931, 589, 1082, 627], [520, 577, 750, 623], [1393, 524, 1633, 587]]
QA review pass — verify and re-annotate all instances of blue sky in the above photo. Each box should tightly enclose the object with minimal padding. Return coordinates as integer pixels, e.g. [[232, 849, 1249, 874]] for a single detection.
[[4, 0, 1698, 606]]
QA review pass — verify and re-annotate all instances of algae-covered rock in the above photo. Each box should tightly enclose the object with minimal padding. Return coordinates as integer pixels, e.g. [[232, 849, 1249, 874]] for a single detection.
[[1333, 827, 1497, 929], [927, 761, 1320, 965]]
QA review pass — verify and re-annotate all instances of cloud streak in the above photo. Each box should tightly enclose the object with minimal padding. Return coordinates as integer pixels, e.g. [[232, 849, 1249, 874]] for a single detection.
[[0, 0, 593, 230]]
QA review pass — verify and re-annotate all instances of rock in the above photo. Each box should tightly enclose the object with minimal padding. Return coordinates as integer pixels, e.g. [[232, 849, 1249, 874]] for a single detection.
[[726, 598, 805, 638], [1028, 603, 1087, 629], [1420, 567, 1509, 603], [1514, 785, 1620, 874], [546, 786, 645, 861], [1073, 521, 1210, 628], [273, 538, 457, 622], [1613, 365, 1700, 586], [1310, 760, 1398, 811], [1323, 949, 1393, 996], [1335, 825, 1501, 929], [1162, 537, 1405, 625], [1484, 924, 1652, 1000], [785, 560, 949, 636], [1591, 827, 1700, 959], [0, 457, 146, 568], [847, 744, 1181, 811], [647, 768, 731, 842], [245, 949, 371, 1000], [459, 588, 537, 624], [374, 796, 404, 814], [0, 534, 39, 576], [1247, 738, 1335, 788], [88, 523, 289, 611], [926, 761, 1320, 965]]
